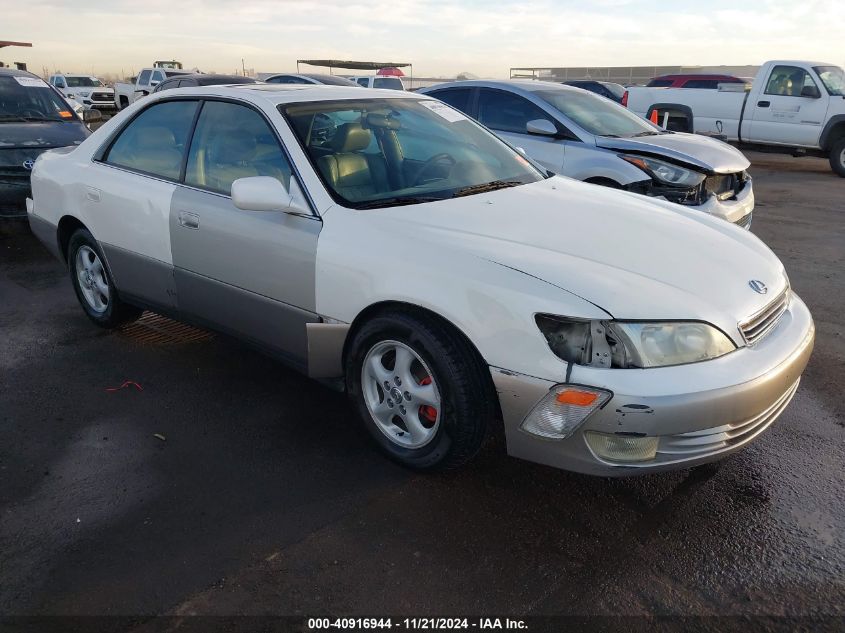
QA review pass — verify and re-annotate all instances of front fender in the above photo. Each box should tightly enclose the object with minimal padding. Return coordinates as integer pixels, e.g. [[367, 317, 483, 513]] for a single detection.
[[315, 208, 609, 383]]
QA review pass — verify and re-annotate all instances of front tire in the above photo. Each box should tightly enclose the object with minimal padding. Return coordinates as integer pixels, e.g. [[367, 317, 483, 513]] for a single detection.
[[346, 310, 494, 471], [68, 228, 141, 328], [829, 137, 845, 177]]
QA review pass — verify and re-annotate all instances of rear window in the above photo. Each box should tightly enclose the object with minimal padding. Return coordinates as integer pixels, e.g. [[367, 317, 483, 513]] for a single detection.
[[373, 77, 403, 90]]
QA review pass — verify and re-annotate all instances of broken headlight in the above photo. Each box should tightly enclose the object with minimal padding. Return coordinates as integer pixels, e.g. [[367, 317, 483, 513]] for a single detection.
[[621, 155, 706, 188], [536, 315, 736, 368]]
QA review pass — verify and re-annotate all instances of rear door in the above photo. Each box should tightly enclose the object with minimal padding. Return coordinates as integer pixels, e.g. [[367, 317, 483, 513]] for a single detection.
[[169, 99, 321, 368], [475, 88, 565, 173], [92, 99, 199, 308], [746, 65, 828, 146]]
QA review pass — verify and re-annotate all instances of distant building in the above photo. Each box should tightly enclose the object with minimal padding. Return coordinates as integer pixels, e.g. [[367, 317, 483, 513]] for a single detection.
[[510, 64, 760, 86]]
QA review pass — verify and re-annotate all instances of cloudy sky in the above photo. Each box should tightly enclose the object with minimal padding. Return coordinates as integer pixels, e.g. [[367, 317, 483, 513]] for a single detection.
[[3, 0, 842, 78]]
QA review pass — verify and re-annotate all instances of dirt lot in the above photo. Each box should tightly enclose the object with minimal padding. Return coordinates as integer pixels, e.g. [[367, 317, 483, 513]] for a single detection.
[[0, 152, 842, 629]]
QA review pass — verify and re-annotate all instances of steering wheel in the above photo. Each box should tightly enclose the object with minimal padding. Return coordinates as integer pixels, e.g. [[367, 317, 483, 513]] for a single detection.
[[19, 108, 47, 119], [412, 153, 456, 186]]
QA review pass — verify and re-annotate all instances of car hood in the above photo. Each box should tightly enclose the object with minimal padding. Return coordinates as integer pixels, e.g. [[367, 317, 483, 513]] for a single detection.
[[0, 121, 88, 151], [364, 177, 785, 341], [595, 132, 750, 173]]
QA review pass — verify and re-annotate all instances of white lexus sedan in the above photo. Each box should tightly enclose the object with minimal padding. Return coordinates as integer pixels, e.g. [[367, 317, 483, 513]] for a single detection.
[[26, 84, 815, 476]]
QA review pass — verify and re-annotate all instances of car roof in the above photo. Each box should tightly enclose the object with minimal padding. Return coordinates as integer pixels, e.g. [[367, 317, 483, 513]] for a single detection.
[[148, 83, 426, 105], [0, 67, 40, 78], [422, 79, 581, 95]]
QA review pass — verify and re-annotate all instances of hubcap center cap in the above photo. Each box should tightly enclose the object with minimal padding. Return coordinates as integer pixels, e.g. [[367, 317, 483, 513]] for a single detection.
[[390, 387, 403, 402]]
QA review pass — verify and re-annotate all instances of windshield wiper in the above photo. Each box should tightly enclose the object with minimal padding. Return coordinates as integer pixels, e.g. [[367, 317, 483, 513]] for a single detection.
[[631, 131, 661, 137], [356, 195, 447, 210], [451, 180, 523, 198], [0, 115, 28, 122]]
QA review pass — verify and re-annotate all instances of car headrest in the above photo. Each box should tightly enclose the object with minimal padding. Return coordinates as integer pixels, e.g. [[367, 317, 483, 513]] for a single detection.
[[137, 126, 176, 149], [330, 123, 371, 152]]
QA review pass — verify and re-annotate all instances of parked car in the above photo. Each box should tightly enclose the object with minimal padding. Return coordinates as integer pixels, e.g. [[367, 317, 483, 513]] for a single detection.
[[27, 84, 814, 476], [646, 74, 748, 89], [349, 75, 405, 90], [49, 74, 116, 112], [420, 80, 754, 228], [113, 67, 192, 109], [563, 80, 626, 103], [265, 73, 361, 87], [153, 73, 259, 92], [0, 68, 96, 217], [625, 60, 845, 176]]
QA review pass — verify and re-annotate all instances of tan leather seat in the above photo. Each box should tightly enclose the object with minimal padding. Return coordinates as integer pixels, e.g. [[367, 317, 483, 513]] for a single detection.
[[316, 123, 389, 201], [128, 126, 182, 176]]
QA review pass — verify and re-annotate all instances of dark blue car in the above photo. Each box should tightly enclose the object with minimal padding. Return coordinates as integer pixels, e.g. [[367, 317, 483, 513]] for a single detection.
[[0, 68, 91, 217]]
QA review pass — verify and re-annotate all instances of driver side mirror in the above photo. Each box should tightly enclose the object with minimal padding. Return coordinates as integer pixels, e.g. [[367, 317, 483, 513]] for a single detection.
[[526, 119, 558, 137], [232, 176, 306, 214], [801, 84, 821, 98]]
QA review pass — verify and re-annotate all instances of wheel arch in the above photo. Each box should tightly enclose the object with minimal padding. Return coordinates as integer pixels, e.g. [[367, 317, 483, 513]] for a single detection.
[[57, 215, 89, 264], [820, 116, 845, 150]]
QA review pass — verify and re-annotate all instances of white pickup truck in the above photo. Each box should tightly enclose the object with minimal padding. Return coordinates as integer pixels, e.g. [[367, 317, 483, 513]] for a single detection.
[[113, 67, 192, 109], [625, 60, 845, 176]]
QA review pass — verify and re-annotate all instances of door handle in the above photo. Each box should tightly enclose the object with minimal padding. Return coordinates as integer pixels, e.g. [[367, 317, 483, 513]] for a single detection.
[[757, 100, 771, 108], [178, 211, 199, 230]]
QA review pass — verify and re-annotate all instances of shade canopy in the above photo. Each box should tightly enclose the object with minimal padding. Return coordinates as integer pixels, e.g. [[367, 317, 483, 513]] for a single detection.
[[297, 59, 411, 71], [376, 67, 405, 77]]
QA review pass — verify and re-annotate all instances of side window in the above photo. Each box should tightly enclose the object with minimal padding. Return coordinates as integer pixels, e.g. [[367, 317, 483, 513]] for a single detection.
[[137, 69, 152, 86], [152, 70, 166, 84], [429, 88, 472, 115], [476, 89, 551, 134], [647, 79, 673, 87], [683, 79, 719, 89], [373, 77, 402, 90], [104, 100, 199, 180], [356, 78, 369, 87], [185, 101, 295, 197], [765, 65, 818, 97]]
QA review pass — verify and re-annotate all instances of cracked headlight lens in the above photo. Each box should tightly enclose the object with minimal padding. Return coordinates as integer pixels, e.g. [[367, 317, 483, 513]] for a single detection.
[[536, 316, 736, 368], [621, 155, 706, 188]]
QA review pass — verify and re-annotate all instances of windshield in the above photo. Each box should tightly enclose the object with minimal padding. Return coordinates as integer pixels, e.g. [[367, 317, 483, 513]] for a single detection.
[[534, 88, 661, 137], [282, 98, 545, 208], [814, 65, 845, 96], [65, 76, 102, 88], [0, 76, 76, 122]]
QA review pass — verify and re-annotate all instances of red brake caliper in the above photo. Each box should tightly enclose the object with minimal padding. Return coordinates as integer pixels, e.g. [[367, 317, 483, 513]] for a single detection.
[[418, 376, 437, 426]]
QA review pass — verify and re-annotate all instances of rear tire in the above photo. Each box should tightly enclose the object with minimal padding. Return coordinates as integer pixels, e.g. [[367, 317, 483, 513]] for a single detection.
[[68, 228, 142, 328], [829, 137, 845, 177], [346, 310, 493, 471]]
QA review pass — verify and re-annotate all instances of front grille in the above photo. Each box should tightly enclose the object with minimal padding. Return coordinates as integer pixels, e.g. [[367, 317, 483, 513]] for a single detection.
[[739, 288, 789, 345], [658, 380, 799, 459], [734, 211, 753, 229], [91, 92, 113, 101], [704, 172, 744, 200]]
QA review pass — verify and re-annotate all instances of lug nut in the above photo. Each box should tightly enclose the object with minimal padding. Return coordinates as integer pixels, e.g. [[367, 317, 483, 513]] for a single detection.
[[384, 381, 390, 389], [404, 391, 411, 401], [394, 377, 402, 386], [399, 406, 406, 414]]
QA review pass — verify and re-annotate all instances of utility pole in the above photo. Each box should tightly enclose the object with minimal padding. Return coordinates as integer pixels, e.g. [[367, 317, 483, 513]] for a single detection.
[[241, 58, 246, 76]]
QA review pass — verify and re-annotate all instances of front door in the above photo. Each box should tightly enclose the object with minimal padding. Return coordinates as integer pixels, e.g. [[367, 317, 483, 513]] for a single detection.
[[169, 99, 322, 369], [747, 65, 828, 147]]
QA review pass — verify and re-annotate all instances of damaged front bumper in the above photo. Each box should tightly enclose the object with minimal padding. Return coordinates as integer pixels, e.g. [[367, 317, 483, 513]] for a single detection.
[[491, 293, 814, 476], [631, 174, 755, 230]]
